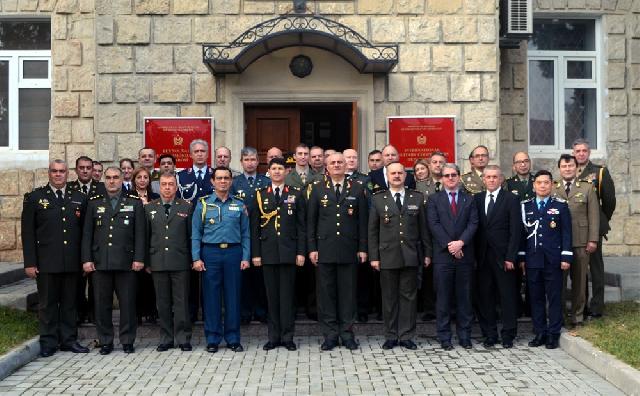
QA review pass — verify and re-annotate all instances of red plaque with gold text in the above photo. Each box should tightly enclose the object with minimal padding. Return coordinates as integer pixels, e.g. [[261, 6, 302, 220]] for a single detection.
[[144, 117, 214, 169], [386, 116, 456, 168]]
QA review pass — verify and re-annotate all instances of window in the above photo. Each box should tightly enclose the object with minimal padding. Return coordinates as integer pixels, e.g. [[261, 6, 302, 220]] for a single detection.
[[527, 18, 601, 153], [0, 20, 51, 152]]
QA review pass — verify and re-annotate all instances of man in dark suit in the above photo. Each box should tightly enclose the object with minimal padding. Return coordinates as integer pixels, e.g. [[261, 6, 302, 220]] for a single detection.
[[368, 145, 416, 194], [67, 156, 107, 197], [308, 152, 368, 351], [251, 157, 306, 351], [21, 159, 90, 358], [145, 172, 193, 352], [427, 163, 478, 350], [518, 170, 573, 349], [81, 166, 146, 355], [369, 162, 432, 350], [573, 138, 616, 319], [474, 165, 522, 348]]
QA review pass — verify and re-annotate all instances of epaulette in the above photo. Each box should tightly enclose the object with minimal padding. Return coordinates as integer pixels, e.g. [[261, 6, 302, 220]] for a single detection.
[[354, 179, 364, 184], [553, 197, 566, 203], [35, 185, 47, 191], [233, 195, 244, 201], [90, 194, 103, 200], [522, 197, 534, 204], [372, 189, 386, 195], [313, 179, 321, 184], [128, 194, 141, 200], [578, 178, 592, 183], [177, 198, 191, 205], [290, 185, 301, 191], [555, 181, 562, 188]]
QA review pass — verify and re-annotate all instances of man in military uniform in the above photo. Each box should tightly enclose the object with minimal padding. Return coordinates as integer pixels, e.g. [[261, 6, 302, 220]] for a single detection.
[[518, 170, 573, 349], [264, 146, 283, 177], [92, 161, 104, 183], [192, 167, 250, 353], [554, 154, 599, 327], [22, 160, 90, 358], [139, 147, 160, 193], [251, 157, 306, 351], [81, 167, 145, 355], [344, 149, 368, 183], [231, 147, 270, 324], [285, 143, 319, 189], [310, 146, 326, 175], [215, 146, 241, 177], [367, 150, 383, 172], [145, 173, 193, 352], [461, 145, 489, 195], [369, 162, 431, 350], [573, 138, 616, 319], [506, 151, 535, 202], [368, 145, 416, 193], [308, 152, 368, 351]]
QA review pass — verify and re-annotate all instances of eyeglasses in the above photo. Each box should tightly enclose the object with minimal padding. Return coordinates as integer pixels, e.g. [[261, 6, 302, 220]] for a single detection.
[[442, 173, 458, 179]]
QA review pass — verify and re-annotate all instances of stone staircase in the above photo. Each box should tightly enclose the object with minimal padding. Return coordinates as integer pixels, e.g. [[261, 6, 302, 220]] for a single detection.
[[0, 263, 37, 311]]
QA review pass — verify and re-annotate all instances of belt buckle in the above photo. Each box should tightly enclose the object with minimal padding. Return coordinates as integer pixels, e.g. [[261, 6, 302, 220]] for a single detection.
[[220, 243, 228, 249]]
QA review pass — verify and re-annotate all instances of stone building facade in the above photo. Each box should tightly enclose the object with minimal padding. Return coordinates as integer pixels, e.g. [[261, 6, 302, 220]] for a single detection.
[[0, 0, 638, 262]]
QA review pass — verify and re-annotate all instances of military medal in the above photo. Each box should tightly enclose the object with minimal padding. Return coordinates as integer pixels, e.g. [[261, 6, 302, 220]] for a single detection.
[[209, 218, 215, 224], [348, 207, 354, 216], [288, 205, 293, 216], [321, 194, 328, 207], [150, 210, 157, 220], [383, 205, 390, 223], [39, 198, 49, 209], [550, 221, 556, 229]]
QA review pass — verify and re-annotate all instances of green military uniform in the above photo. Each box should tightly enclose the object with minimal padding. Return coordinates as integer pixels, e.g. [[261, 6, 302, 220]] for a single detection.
[[415, 178, 443, 202], [553, 179, 600, 325], [578, 161, 616, 316], [347, 170, 368, 184], [368, 189, 432, 342], [81, 193, 145, 347], [251, 184, 306, 345], [461, 169, 485, 195], [145, 198, 193, 346], [307, 176, 368, 344], [285, 167, 321, 189], [21, 185, 87, 351], [506, 174, 536, 202]]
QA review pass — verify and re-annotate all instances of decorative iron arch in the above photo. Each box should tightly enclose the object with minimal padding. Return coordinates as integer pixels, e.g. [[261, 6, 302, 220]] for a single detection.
[[202, 14, 398, 74]]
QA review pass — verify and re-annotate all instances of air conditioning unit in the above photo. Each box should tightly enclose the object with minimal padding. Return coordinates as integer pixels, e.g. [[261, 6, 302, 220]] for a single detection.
[[499, 0, 533, 48]]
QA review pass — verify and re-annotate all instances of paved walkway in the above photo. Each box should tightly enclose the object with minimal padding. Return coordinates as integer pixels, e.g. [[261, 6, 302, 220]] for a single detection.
[[0, 322, 624, 395]]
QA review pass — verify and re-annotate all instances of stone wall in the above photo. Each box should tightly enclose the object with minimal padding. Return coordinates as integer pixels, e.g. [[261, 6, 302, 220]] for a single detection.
[[500, 0, 640, 255]]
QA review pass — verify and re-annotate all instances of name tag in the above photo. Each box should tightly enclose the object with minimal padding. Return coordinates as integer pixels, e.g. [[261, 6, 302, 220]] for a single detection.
[[121, 205, 134, 212], [72, 201, 83, 205], [346, 196, 356, 201], [97, 207, 106, 213], [177, 212, 188, 217], [229, 206, 241, 211], [407, 204, 419, 210]]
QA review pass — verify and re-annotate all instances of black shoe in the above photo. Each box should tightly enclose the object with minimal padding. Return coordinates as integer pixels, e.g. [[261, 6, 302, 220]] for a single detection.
[[482, 338, 498, 348], [39, 347, 56, 358], [283, 341, 297, 351], [122, 344, 135, 353], [206, 343, 219, 353], [99, 344, 113, 355], [528, 334, 547, 347], [441, 342, 454, 351], [179, 343, 192, 351], [320, 339, 337, 351], [382, 339, 398, 350], [342, 339, 358, 351], [156, 343, 174, 352], [263, 341, 280, 351], [502, 340, 514, 349], [228, 343, 244, 352], [460, 340, 472, 349], [421, 312, 436, 321], [60, 342, 89, 353], [399, 340, 417, 350], [545, 336, 559, 349]]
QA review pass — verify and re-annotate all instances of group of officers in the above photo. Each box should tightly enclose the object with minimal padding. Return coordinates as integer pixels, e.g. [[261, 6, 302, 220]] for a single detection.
[[21, 137, 616, 357]]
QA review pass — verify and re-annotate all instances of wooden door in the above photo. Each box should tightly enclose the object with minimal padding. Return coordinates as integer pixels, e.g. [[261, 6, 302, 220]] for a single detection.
[[245, 106, 300, 172]]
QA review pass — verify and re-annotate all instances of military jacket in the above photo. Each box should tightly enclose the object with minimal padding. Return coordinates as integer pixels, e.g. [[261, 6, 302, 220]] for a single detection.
[[145, 198, 193, 271], [347, 170, 369, 184], [368, 189, 432, 269], [81, 194, 146, 270], [506, 174, 535, 202], [285, 167, 321, 189], [176, 166, 214, 202], [250, 185, 306, 264], [21, 185, 87, 273], [307, 177, 368, 263], [578, 161, 616, 236], [552, 180, 600, 247], [415, 178, 443, 202], [231, 173, 270, 212], [461, 169, 485, 195], [67, 179, 106, 197]]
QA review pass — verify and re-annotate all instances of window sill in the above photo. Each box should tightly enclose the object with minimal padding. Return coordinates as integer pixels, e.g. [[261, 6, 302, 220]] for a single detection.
[[528, 148, 606, 161], [0, 150, 49, 170]]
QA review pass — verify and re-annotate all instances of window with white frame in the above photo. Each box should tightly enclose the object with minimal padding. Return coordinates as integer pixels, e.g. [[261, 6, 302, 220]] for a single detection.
[[527, 18, 600, 152], [0, 20, 51, 151]]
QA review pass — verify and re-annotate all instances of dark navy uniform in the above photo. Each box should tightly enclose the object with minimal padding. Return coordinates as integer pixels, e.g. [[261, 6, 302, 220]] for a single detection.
[[21, 185, 87, 352], [231, 173, 270, 323], [192, 194, 250, 347], [176, 166, 214, 202], [506, 174, 535, 202], [518, 197, 573, 340], [67, 179, 107, 197]]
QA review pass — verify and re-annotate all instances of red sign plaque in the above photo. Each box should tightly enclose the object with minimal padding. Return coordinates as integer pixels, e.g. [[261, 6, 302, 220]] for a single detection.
[[387, 116, 456, 168], [144, 117, 214, 169]]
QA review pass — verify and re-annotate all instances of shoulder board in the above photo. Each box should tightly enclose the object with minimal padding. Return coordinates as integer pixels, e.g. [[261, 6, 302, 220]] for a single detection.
[[290, 185, 301, 191], [354, 179, 364, 184], [176, 198, 190, 205], [578, 178, 592, 183], [233, 196, 244, 201], [522, 197, 534, 204], [90, 194, 103, 200], [35, 185, 47, 191], [372, 190, 386, 195], [128, 194, 140, 200], [461, 171, 472, 176], [553, 197, 566, 203], [149, 198, 161, 204], [313, 180, 321, 184], [555, 181, 561, 188]]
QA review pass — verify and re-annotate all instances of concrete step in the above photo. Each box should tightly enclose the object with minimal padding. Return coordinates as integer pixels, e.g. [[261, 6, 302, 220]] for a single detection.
[[0, 263, 26, 288], [604, 256, 640, 301], [0, 278, 38, 311]]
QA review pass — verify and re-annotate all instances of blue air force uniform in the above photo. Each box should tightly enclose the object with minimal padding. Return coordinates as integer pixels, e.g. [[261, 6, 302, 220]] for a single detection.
[[231, 173, 270, 323], [192, 194, 250, 346], [177, 166, 214, 202], [518, 196, 573, 338]]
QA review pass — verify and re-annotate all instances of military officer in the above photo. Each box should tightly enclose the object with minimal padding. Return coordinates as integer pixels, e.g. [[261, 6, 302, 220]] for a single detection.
[[461, 145, 489, 195], [138, 147, 160, 193], [368, 145, 416, 193], [518, 170, 573, 349], [145, 172, 193, 352], [573, 138, 616, 319], [81, 166, 146, 355], [177, 139, 214, 203], [192, 167, 250, 353], [553, 154, 599, 327], [369, 162, 431, 350], [285, 143, 320, 189], [506, 151, 535, 202], [67, 156, 107, 197], [307, 152, 368, 351], [251, 157, 306, 351], [344, 149, 368, 183], [231, 146, 270, 324], [21, 160, 90, 357], [215, 146, 242, 177]]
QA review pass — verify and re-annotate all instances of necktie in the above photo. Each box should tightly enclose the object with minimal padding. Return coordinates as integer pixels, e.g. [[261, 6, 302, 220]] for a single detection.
[[450, 192, 457, 215], [110, 197, 118, 211], [123, 183, 129, 192], [275, 187, 281, 203], [82, 185, 88, 195], [565, 181, 571, 196], [248, 176, 254, 187], [538, 200, 545, 211], [435, 181, 441, 192], [395, 192, 402, 211], [197, 170, 203, 181], [164, 203, 171, 217], [300, 172, 306, 185], [487, 193, 495, 217], [335, 183, 341, 200], [56, 190, 64, 205]]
